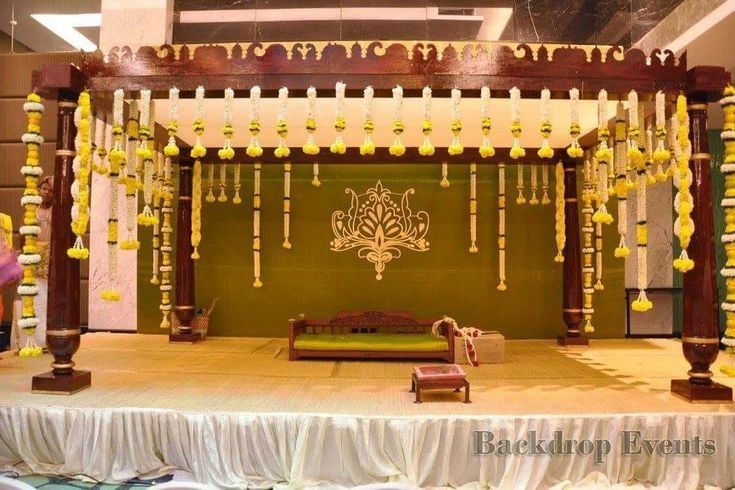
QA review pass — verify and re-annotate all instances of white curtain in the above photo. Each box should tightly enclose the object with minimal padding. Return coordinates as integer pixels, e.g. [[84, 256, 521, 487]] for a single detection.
[[0, 406, 732, 489]]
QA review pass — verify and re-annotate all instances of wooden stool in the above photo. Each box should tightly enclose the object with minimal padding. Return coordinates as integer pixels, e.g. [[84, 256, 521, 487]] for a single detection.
[[410, 364, 470, 403]]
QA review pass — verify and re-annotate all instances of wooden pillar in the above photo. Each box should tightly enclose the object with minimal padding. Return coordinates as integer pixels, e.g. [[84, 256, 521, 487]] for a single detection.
[[558, 157, 588, 346], [672, 66, 732, 401], [31, 65, 91, 394], [169, 157, 200, 343]]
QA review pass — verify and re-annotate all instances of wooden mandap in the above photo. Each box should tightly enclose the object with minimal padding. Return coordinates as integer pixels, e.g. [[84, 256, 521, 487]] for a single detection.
[[28, 41, 731, 402]]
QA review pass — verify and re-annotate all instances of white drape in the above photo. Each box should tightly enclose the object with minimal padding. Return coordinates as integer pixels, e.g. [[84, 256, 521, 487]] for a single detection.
[[0, 406, 733, 489]]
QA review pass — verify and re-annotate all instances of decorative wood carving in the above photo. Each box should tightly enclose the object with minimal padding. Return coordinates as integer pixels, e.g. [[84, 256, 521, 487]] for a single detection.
[[82, 42, 687, 96]]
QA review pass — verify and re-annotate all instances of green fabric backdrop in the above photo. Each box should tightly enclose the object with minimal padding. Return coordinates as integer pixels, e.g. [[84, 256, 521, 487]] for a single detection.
[[137, 163, 625, 338]]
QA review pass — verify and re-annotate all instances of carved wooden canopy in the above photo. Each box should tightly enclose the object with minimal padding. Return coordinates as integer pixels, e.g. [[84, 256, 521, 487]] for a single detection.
[[82, 41, 688, 98]]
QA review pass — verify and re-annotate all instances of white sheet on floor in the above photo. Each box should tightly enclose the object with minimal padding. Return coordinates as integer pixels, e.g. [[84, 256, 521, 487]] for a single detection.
[[0, 406, 732, 489]]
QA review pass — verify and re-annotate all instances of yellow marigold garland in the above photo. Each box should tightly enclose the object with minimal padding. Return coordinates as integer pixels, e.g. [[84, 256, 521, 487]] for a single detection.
[[718, 85, 735, 374], [275, 87, 290, 159], [448, 88, 463, 156], [330, 82, 346, 155], [18, 92, 44, 356], [102, 89, 126, 301], [158, 86, 178, 328], [479, 86, 495, 159], [529, 164, 539, 205], [283, 162, 292, 249], [253, 162, 263, 288], [360, 86, 375, 156], [554, 161, 565, 262], [516, 164, 525, 204], [537, 88, 554, 160], [497, 163, 507, 290], [304, 86, 320, 156], [593, 89, 614, 226], [389, 85, 406, 157], [206, 163, 215, 203], [151, 151, 163, 285], [120, 99, 140, 250], [652, 91, 671, 182], [566, 88, 584, 158], [190, 86, 206, 260], [509, 87, 525, 159], [614, 101, 630, 258], [673, 94, 695, 273], [631, 127, 653, 312], [246, 86, 263, 158], [419, 86, 435, 157], [68, 90, 91, 260], [136, 89, 159, 227], [233, 163, 242, 203], [582, 159, 596, 331], [469, 162, 478, 253], [217, 87, 235, 202]]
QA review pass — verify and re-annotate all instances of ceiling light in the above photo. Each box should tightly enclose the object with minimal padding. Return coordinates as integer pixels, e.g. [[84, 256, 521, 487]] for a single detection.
[[31, 13, 101, 52]]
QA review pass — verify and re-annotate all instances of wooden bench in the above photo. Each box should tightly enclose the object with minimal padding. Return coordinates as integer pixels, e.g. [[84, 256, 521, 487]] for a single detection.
[[288, 310, 455, 362]]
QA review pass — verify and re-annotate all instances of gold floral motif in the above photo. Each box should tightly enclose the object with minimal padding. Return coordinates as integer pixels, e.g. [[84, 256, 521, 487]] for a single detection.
[[330, 181, 429, 280]]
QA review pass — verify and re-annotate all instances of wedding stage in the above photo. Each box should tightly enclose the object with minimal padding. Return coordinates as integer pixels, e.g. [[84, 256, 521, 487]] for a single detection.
[[1, 333, 734, 489]]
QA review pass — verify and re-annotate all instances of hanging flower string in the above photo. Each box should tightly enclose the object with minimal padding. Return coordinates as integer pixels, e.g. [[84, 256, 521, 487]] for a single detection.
[[305, 85, 321, 186], [509, 87, 525, 159], [121, 100, 140, 250], [136, 89, 158, 226], [389, 85, 406, 157], [529, 165, 539, 205], [614, 101, 630, 258], [566, 88, 584, 158], [246, 86, 263, 158], [432, 317, 485, 367], [217, 87, 235, 202], [419, 86, 435, 157], [159, 86, 179, 328], [93, 115, 108, 175], [232, 164, 242, 203], [253, 162, 263, 288], [283, 161, 292, 249], [631, 126, 653, 312], [554, 161, 565, 262], [448, 88, 463, 156], [498, 163, 507, 290], [360, 86, 375, 156], [18, 92, 44, 356], [541, 165, 551, 205], [438, 88, 450, 187], [582, 159, 596, 332], [103, 90, 126, 301], [68, 91, 92, 260], [673, 94, 695, 273], [718, 85, 735, 374], [593, 89, 614, 225], [516, 164, 525, 204], [205, 157, 215, 203], [151, 151, 163, 285], [330, 82, 346, 155], [479, 86, 495, 159], [469, 162, 478, 253], [274, 87, 290, 158], [303, 86, 320, 156], [537, 88, 553, 159], [190, 86, 206, 260]]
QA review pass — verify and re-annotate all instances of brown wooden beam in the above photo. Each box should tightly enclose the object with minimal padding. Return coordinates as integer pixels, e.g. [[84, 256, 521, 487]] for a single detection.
[[558, 156, 587, 347], [32, 64, 91, 395]]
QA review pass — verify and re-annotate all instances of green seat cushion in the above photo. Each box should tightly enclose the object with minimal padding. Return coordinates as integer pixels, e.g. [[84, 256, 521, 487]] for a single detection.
[[294, 333, 447, 352]]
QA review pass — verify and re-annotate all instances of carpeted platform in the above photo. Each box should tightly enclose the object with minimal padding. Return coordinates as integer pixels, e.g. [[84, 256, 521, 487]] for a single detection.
[[1, 334, 734, 488]]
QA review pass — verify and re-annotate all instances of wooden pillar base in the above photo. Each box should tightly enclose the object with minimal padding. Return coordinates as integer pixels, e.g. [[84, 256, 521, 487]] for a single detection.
[[671, 379, 732, 402], [169, 332, 202, 344], [32, 370, 91, 395], [557, 334, 589, 346]]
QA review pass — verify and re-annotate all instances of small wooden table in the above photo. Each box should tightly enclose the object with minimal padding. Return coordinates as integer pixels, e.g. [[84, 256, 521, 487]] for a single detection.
[[411, 364, 470, 403]]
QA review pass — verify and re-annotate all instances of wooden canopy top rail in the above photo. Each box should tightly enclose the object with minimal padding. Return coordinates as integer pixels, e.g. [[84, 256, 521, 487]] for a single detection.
[[81, 41, 693, 98]]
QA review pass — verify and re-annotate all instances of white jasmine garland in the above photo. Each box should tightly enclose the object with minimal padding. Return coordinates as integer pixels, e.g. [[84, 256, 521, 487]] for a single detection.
[[16, 285, 39, 296], [18, 254, 41, 265]]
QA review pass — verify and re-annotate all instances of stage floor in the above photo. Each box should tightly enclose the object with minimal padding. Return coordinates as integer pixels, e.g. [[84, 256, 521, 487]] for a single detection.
[[3, 333, 735, 416]]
